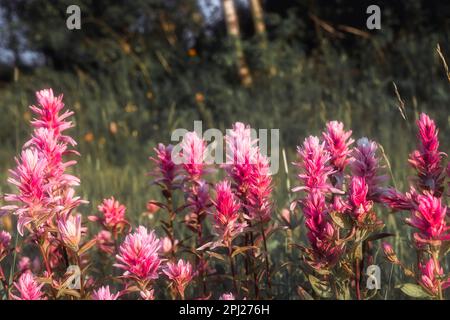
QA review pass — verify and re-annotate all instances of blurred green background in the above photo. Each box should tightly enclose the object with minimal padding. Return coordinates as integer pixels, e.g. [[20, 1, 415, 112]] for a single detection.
[[0, 0, 448, 298]]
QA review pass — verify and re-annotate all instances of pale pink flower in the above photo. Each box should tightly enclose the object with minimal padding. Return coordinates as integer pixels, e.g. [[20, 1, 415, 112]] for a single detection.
[[150, 143, 179, 189], [57, 213, 82, 251], [115, 226, 162, 281], [11, 271, 46, 300], [146, 200, 160, 215], [219, 292, 236, 300], [408, 113, 445, 196], [322, 121, 354, 173], [18, 257, 31, 272], [348, 176, 373, 221], [351, 138, 386, 202], [140, 288, 155, 300], [95, 230, 115, 254], [180, 132, 207, 181], [93, 197, 128, 230], [161, 236, 179, 254], [224, 122, 257, 194], [406, 193, 450, 243], [280, 208, 291, 225], [92, 286, 120, 300], [163, 259, 194, 299], [212, 181, 245, 247]]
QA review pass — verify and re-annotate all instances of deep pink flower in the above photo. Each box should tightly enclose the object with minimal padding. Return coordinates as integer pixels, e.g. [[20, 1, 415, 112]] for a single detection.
[[322, 121, 354, 173], [92, 286, 120, 300], [93, 197, 128, 230], [406, 193, 450, 243], [150, 143, 179, 189], [302, 191, 343, 268], [418, 258, 443, 295], [220, 292, 236, 300], [11, 271, 46, 300], [57, 213, 82, 251], [293, 136, 334, 194], [381, 187, 418, 211], [348, 176, 373, 221], [351, 138, 386, 202], [163, 259, 194, 298], [180, 132, 207, 181], [115, 226, 162, 281], [212, 181, 245, 246], [408, 113, 445, 196]]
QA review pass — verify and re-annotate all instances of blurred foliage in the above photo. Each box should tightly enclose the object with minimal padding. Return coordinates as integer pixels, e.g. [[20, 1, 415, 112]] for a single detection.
[[0, 0, 448, 298]]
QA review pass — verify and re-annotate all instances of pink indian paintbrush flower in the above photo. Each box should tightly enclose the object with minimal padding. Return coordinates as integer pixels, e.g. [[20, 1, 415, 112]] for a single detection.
[[10, 271, 46, 300], [92, 286, 120, 300], [219, 292, 236, 300], [418, 258, 448, 296], [2, 89, 85, 235], [212, 181, 245, 247], [91, 197, 128, 230], [406, 193, 450, 244], [351, 137, 387, 202], [381, 187, 419, 211], [150, 143, 179, 189], [163, 259, 194, 299], [95, 230, 115, 254], [57, 213, 82, 252], [381, 242, 400, 264], [348, 176, 373, 221], [224, 122, 257, 194], [180, 131, 207, 182], [302, 191, 343, 268], [293, 136, 335, 194], [246, 152, 273, 222], [115, 226, 162, 281], [408, 113, 446, 196], [322, 121, 354, 175]]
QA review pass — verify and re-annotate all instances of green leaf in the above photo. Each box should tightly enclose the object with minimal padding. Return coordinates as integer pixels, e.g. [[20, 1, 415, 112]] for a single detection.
[[396, 283, 432, 298], [308, 274, 333, 299], [365, 232, 395, 242], [231, 246, 257, 258]]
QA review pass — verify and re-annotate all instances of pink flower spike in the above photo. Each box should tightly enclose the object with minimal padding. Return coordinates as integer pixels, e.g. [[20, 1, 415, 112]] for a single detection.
[[114, 226, 162, 281], [349, 176, 373, 221], [163, 259, 194, 299], [408, 113, 445, 196], [418, 258, 443, 296], [11, 271, 46, 300], [150, 143, 179, 189], [322, 121, 354, 173], [92, 286, 120, 300], [351, 137, 387, 202], [180, 132, 207, 181]]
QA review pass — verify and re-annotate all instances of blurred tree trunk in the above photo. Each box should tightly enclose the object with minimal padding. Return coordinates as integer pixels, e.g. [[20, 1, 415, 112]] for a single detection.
[[221, 0, 252, 86], [249, 0, 267, 46]]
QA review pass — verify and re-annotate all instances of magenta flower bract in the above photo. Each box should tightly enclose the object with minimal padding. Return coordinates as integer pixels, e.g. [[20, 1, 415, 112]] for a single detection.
[[150, 143, 179, 189], [406, 193, 450, 243], [322, 121, 354, 173], [246, 153, 273, 222], [348, 176, 373, 221], [408, 113, 445, 196], [11, 271, 46, 300], [115, 226, 162, 281], [163, 259, 194, 298], [92, 286, 120, 300], [351, 137, 386, 202], [294, 136, 334, 194], [212, 181, 245, 246]]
